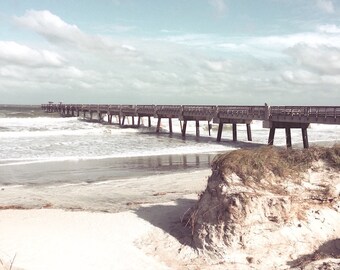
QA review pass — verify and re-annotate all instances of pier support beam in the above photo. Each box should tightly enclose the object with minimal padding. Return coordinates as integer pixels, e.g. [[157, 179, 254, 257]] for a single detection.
[[208, 121, 211, 136], [169, 118, 173, 133], [285, 128, 292, 148], [266, 122, 310, 149], [302, 128, 309, 149], [148, 116, 151, 127], [156, 118, 161, 133], [217, 123, 223, 142], [182, 120, 187, 137], [132, 116, 135, 126], [122, 116, 125, 126], [196, 121, 200, 137], [246, 124, 252, 141], [268, 127, 275, 145], [232, 123, 237, 141], [137, 116, 141, 127]]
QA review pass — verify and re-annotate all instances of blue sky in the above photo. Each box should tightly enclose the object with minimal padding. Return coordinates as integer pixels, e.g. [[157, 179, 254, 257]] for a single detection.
[[0, 0, 340, 105]]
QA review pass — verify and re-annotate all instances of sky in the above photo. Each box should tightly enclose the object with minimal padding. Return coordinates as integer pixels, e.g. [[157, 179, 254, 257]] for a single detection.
[[0, 0, 340, 105]]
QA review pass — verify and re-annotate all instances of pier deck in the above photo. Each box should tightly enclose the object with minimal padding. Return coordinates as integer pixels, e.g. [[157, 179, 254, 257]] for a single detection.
[[41, 103, 340, 148]]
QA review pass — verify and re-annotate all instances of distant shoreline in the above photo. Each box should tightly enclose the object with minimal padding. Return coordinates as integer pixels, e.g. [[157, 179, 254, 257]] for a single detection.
[[0, 104, 41, 108]]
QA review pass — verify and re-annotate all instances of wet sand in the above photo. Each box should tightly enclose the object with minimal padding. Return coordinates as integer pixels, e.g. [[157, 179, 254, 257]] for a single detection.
[[0, 153, 215, 212], [0, 169, 211, 212], [1, 153, 216, 185]]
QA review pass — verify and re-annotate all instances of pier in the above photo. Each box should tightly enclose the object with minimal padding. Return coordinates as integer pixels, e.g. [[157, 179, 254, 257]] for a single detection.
[[41, 103, 340, 149]]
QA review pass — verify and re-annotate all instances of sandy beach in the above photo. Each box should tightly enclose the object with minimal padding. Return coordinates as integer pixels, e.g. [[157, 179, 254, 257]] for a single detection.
[[0, 170, 209, 270], [1, 149, 340, 270], [0, 202, 191, 270]]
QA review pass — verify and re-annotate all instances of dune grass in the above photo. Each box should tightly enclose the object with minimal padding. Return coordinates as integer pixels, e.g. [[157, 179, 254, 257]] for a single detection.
[[212, 144, 340, 182]]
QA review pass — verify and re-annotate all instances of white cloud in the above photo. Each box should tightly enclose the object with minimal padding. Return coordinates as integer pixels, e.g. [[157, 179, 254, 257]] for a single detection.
[[317, 24, 340, 34], [2, 9, 340, 105], [14, 10, 84, 44], [285, 44, 340, 75], [316, 0, 335, 13], [282, 70, 340, 85], [252, 32, 340, 49], [282, 70, 321, 84], [209, 0, 228, 17], [13, 10, 137, 57], [0, 41, 65, 67]]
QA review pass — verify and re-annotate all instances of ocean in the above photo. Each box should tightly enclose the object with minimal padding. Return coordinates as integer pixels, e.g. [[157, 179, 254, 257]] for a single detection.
[[0, 105, 339, 211]]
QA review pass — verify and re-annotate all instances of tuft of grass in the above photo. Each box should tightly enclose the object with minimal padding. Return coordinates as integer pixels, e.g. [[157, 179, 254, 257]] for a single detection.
[[212, 144, 340, 182]]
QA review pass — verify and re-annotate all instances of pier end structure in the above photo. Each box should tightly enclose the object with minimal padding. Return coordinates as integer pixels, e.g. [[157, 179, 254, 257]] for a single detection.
[[264, 106, 340, 148]]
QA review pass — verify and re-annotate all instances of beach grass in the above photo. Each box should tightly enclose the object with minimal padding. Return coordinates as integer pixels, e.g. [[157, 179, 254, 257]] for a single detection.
[[212, 144, 340, 182]]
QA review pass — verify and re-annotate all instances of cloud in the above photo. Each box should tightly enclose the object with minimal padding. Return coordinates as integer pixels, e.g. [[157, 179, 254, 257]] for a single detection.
[[251, 32, 340, 49], [209, 0, 228, 17], [13, 10, 137, 57], [2, 9, 340, 105], [0, 41, 65, 67], [285, 44, 340, 75], [316, 0, 335, 13], [14, 10, 84, 44], [317, 24, 340, 34]]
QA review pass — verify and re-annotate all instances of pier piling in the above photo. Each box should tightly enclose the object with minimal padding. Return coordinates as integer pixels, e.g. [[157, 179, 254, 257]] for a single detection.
[[285, 128, 292, 148], [182, 120, 187, 137], [217, 123, 223, 142], [246, 124, 252, 141], [156, 118, 161, 133], [302, 128, 309, 149], [268, 128, 275, 145], [232, 123, 237, 141], [169, 118, 173, 133]]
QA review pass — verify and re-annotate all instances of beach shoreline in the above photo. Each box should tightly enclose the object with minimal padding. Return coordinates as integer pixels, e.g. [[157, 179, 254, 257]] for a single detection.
[[0, 163, 212, 212]]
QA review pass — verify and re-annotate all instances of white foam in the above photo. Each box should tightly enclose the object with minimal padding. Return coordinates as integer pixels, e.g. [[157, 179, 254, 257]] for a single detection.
[[1, 115, 339, 169], [0, 143, 233, 167]]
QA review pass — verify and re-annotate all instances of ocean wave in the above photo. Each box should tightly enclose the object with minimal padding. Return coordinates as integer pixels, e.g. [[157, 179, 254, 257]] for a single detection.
[[0, 144, 234, 167]]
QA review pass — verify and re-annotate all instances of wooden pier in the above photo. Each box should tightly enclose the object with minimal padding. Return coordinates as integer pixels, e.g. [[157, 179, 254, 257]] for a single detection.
[[41, 103, 340, 148]]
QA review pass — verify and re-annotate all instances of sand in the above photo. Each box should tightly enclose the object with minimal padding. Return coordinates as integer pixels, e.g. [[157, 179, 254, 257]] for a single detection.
[[0, 208, 171, 270], [0, 163, 339, 270], [0, 169, 209, 270], [0, 194, 205, 270]]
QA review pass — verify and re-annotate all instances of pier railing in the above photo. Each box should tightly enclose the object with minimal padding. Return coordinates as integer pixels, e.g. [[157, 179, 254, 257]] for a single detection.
[[41, 103, 340, 125], [181, 105, 216, 121], [270, 106, 340, 124], [155, 105, 182, 118], [41, 103, 340, 149], [216, 106, 266, 121]]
